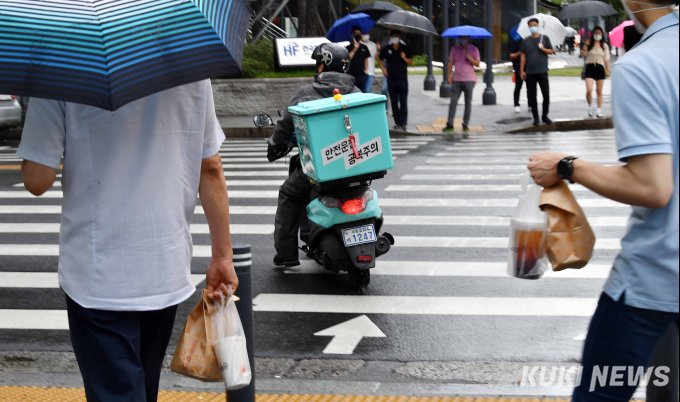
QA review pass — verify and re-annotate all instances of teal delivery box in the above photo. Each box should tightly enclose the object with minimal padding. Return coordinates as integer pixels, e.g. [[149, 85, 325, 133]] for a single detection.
[[288, 93, 393, 183]]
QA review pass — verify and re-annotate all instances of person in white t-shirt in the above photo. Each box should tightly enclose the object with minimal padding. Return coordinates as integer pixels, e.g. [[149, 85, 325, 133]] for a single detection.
[[17, 80, 237, 402], [362, 33, 378, 93]]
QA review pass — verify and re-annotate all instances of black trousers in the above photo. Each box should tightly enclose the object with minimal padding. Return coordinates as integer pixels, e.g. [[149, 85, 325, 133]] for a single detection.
[[513, 73, 524, 107], [387, 78, 409, 126], [274, 165, 313, 260], [525, 73, 550, 120], [66, 294, 178, 402]]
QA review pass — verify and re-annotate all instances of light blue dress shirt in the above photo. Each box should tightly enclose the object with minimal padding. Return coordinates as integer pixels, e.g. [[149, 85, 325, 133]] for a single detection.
[[17, 80, 225, 311], [606, 13, 679, 313]]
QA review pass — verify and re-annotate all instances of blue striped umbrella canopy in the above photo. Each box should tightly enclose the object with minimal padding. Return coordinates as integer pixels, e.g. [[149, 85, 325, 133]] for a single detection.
[[0, 0, 252, 110]]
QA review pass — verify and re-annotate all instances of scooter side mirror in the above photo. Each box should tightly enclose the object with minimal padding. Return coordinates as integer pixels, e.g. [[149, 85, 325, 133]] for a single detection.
[[254, 114, 274, 128], [278, 109, 285, 118]]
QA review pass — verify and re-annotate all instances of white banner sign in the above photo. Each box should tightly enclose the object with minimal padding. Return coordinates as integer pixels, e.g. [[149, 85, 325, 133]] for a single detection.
[[275, 37, 331, 68]]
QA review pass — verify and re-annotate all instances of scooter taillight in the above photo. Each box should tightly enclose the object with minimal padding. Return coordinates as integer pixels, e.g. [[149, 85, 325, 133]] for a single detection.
[[338, 196, 367, 215]]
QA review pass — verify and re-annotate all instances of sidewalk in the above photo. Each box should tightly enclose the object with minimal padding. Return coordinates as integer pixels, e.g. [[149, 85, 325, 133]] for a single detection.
[[218, 75, 612, 135], [0, 387, 646, 402]]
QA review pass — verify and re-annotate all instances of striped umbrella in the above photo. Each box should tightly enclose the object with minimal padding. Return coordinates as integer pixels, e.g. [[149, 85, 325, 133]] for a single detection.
[[0, 0, 252, 110]]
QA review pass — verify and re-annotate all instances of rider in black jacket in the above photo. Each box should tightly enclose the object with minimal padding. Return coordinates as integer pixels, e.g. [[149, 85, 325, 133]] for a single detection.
[[268, 43, 362, 267]]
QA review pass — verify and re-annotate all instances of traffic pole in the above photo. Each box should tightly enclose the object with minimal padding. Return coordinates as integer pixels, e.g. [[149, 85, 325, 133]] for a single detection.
[[227, 244, 255, 402]]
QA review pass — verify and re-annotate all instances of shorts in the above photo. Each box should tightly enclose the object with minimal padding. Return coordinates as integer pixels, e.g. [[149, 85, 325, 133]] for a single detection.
[[584, 63, 606, 80]]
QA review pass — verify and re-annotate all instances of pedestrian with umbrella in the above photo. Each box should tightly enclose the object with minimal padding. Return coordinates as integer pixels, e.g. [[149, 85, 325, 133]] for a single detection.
[[441, 26, 486, 135], [509, 25, 526, 113], [350, 2, 403, 99], [518, 15, 566, 126], [347, 26, 373, 92], [581, 26, 611, 118], [4, 1, 251, 400], [377, 29, 415, 130], [376, 10, 438, 130]]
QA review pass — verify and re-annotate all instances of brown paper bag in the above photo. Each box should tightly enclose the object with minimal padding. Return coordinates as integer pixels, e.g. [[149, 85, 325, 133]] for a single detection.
[[170, 290, 222, 382], [539, 181, 597, 271]]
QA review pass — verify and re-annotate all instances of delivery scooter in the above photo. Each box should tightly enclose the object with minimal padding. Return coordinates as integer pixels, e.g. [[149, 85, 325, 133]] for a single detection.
[[253, 94, 394, 288]]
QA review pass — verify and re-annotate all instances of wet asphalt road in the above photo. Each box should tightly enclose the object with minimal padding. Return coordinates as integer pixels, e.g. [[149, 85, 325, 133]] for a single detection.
[[0, 130, 628, 365]]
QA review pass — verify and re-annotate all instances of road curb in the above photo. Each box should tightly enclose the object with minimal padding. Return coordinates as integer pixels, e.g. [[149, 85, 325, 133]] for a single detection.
[[508, 117, 614, 134]]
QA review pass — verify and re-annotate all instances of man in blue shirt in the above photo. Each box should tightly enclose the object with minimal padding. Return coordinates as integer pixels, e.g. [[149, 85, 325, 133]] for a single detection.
[[528, 2, 679, 401]]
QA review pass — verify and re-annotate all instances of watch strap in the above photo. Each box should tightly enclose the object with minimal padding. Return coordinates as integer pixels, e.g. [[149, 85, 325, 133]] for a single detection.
[[559, 156, 578, 183]]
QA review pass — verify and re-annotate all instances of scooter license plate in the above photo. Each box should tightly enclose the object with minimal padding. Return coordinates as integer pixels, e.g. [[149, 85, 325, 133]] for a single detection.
[[341, 225, 377, 247]]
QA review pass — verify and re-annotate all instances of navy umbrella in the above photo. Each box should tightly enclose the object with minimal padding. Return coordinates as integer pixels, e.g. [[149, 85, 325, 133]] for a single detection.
[[0, 0, 252, 111], [327, 13, 376, 43]]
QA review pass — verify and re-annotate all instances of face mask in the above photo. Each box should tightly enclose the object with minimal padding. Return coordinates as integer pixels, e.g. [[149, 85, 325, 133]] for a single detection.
[[529, 26, 540, 35], [460, 39, 469, 46], [623, 0, 675, 33], [354, 35, 362, 42], [593, 34, 603, 41], [390, 37, 400, 44], [362, 35, 370, 42]]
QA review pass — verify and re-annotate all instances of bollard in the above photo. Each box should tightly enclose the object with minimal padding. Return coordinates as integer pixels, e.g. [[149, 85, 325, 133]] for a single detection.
[[227, 244, 255, 402]]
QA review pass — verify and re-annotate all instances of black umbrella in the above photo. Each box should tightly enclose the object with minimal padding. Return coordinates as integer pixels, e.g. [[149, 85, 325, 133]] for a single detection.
[[557, 1, 619, 20], [351, 1, 402, 21], [377, 10, 439, 36]]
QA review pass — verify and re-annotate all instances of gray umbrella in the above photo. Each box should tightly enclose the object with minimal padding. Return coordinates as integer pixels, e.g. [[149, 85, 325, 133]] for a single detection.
[[377, 10, 439, 36], [351, 2, 402, 21], [557, 1, 619, 20]]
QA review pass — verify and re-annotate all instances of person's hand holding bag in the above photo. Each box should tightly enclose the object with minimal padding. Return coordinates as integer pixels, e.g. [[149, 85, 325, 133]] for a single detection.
[[210, 286, 252, 390]]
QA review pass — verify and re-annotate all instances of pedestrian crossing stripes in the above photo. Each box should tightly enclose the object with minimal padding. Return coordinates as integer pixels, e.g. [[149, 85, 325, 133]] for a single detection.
[[284, 260, 613, 278], [414, 164, 621, 171], [377, 198, 627, 207], [0, 205, 279, 215], [426, 158, 616, 165], [385, 184, 590, 192], [0, 295, 599, 330], [0, 132, 631, 367], [385, 216, 627, 226], [0, 223, 274, 234], [0, 237, 621, 255], [14, 180, 287, 188], [444, 145, 616, 151], [391, 236, 620, 249], [0, 190, 280, 199], [251, 294, 599, 316], [0, 272, 207, 288], [435, 152, 617, 157]]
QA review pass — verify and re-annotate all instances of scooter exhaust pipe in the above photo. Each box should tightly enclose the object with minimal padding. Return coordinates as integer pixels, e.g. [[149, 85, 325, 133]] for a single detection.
[[375, 233, 394, 258]]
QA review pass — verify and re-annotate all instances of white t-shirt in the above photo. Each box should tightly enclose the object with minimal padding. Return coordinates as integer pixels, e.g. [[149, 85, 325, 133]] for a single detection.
[[363, 40, 378, 76], [16, 80, 225, 311]]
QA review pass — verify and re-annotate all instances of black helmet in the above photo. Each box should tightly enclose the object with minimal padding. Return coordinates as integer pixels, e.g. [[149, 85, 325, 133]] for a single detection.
[[311, 43, 350, 73]]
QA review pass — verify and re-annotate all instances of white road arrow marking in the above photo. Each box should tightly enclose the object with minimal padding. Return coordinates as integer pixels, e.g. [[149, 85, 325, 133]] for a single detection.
[[314, 315, 386, 355]]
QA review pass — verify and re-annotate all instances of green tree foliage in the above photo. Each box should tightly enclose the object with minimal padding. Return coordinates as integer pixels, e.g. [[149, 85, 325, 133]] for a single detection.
[[241, 39, 275, 78]]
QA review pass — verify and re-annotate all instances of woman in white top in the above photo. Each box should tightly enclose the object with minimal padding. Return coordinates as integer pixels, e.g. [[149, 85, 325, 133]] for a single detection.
[[581, 26, 611, 118]]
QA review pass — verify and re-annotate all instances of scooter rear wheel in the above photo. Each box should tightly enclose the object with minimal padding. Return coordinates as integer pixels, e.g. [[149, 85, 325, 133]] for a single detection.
[[348, 269, 370, 289]]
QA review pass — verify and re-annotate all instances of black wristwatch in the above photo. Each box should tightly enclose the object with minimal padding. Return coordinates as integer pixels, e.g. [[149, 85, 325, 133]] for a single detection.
[[557, 156, 578, 183]]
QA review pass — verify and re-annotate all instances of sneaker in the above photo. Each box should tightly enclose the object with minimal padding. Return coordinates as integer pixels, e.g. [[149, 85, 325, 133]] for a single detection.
[[588, 107, 595, 118], [533, 119, 541, 127], [514, 106, 521, 113], [596, 109, 604, 118], [542, 116, 553, 125], [442, 123, 455, 132], [400, 125, 408, 132], [392, 124, 402, 130], [273, 254, 300, 267]]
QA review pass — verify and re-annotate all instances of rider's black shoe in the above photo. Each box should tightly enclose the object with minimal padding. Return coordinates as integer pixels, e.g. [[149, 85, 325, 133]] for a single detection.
[[273, 254, 300, 267]]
